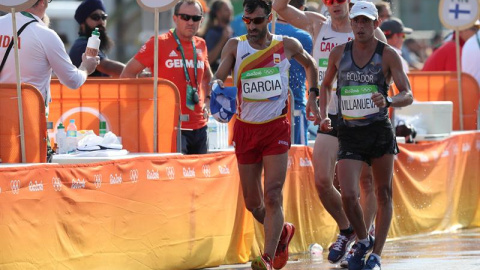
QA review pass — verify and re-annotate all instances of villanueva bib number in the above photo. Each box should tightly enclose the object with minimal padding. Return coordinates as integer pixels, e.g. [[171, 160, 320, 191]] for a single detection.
[[340, 85, 379, 120]]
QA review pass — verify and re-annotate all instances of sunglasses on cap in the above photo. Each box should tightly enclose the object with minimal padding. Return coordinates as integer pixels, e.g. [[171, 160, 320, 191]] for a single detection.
[[322, 0, 347, 6], [176, 13, 203, 22], [242, 14, 271, 25], [89, 13, 108, 21]]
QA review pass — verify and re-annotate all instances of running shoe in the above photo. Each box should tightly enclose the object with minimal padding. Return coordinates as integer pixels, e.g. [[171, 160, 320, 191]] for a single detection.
[[328, 232, 356, 263], [251, 253, 273, 270], [339, 243, 356, 268], [273, 222, 295, 269], [348, 235, 374, 270], [363, 254, 381, 270]]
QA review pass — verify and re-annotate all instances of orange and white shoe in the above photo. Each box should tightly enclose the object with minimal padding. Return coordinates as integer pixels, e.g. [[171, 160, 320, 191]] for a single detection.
[[251, 253, 273, 270], [273, 222, 295, 269]]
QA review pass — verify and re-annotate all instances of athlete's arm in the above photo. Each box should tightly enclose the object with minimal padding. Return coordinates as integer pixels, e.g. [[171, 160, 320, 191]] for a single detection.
[[284, 36, 318, 92], [316, 45, 342, 129], [374, 46, 413, 108], [272, 0, 326, 37], [120, 58, 145, 78], [374, 27, 387, 43], [212, 38, 238, 86]]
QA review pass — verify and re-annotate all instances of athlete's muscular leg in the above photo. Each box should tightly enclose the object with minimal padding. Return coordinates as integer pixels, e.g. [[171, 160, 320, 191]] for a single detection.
[[313, 134, 350, 230], [359, 164, 377, 231], [262, 152, 288, 258], [337, 159, 367, 239], [370, 154, 394, 256], [238, 161, 265, 224]]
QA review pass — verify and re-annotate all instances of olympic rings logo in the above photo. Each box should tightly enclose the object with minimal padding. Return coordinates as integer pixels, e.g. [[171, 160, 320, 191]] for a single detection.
[[165, 166, 175, 180], [263, 69, 275, 75], [52, 177, 62, 192], [94, 174, 102, 189], [130, 169, 139, 183], [202, 165, 211, 178], [10, 180, 21, 194]]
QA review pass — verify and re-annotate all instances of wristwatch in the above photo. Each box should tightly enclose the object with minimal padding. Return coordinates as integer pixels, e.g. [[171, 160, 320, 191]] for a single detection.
[[385, 96, 393, 108]]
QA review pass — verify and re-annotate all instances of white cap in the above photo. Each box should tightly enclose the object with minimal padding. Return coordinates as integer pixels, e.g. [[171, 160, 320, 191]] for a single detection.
[[350, 0, 382, 4], [349, 1, 378, 20]]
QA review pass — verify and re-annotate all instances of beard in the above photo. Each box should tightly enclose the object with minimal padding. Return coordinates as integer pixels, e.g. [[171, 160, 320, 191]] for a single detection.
[[247, 26, 267, 42], [80, 24, 114, 52]]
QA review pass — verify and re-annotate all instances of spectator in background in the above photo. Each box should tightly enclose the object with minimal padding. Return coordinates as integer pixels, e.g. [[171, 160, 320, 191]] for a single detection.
[[231, 12, 247, 37], [402, 38, 426, 70], [199, 0, 233, 72], [121, 0, 213, 155], [380, 17, 412, 72], [69, 0, 125, 77], [0, 0, 98, 113], [422, 25, 478, 71], [375, 1, 391, 23], [272, 0, 313, 145], [462, 22, 480, 86]]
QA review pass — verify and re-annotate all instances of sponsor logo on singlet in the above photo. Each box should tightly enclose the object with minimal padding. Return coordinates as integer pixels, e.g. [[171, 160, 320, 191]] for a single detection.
[[318, 37, 352, 53], [241, 52, 251, 59]]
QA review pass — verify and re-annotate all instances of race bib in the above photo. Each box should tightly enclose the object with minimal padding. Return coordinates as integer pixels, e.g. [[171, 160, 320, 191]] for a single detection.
[[241, 67, 282, 101], [318, 58, 337, 89], [340, 85, 379, 120]]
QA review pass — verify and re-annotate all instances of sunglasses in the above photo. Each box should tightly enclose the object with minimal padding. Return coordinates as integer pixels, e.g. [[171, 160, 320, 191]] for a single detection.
[[242, 14, 271, 25], [322, 0, 347, 6], [89, 13, 108, 21], [176, 13, 203, 22]]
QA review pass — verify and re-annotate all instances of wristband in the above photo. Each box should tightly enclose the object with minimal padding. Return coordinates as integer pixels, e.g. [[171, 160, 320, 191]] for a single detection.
[[309, 87, 319, 97]]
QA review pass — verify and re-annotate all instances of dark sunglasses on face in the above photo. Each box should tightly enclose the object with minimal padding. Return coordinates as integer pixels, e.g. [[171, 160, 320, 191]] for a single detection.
[[90, 13, 108, 21], [322, 0, 347, 6], [176, 13, 203, 22], [242, 14, 270, 25]]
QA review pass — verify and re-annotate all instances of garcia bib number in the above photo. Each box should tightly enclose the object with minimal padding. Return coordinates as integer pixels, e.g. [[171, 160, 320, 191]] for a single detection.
[[241, 67, 282, 101]]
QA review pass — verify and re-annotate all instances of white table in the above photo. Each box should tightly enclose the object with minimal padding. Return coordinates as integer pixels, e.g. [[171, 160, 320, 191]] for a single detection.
[[52, 152, 180, 164]]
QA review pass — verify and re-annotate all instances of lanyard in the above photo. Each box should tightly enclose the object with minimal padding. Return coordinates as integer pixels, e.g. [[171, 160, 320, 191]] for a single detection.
[[20, 11, 36, 19], [172, 29, 197, 87]]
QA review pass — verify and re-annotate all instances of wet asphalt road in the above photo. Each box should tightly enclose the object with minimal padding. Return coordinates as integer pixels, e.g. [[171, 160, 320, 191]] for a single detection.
[[204, 228, 480, 270]]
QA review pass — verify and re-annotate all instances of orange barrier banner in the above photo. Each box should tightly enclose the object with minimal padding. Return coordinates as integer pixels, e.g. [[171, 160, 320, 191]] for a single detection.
[[49, 78, 180, 153], [0, 132, 479, 269], [0, 83, 47, 163]]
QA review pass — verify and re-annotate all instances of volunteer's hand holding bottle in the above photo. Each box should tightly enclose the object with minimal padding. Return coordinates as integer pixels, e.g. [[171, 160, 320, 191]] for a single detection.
[[79, 27, 101, 75]]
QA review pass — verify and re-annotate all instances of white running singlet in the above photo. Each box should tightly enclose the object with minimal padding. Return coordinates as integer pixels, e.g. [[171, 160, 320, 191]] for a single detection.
[[312, 17, 354, 115]]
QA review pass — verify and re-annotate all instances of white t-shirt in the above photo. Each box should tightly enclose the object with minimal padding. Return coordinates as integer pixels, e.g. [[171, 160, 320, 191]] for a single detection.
[[0, 12, 87, 109], [461, 31, 480, 87], [392, 46, 409, 73]]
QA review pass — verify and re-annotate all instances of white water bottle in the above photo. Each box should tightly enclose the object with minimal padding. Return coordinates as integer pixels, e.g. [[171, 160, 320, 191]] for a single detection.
[[66, 119, 77, 153], [56, 123, 67, 154], [86, 28, 100, 58], [208, 116, 219, 150]]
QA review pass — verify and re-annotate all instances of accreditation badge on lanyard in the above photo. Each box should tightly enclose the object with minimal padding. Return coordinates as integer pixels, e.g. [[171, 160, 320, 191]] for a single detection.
[[173, 30, 199, 111]]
